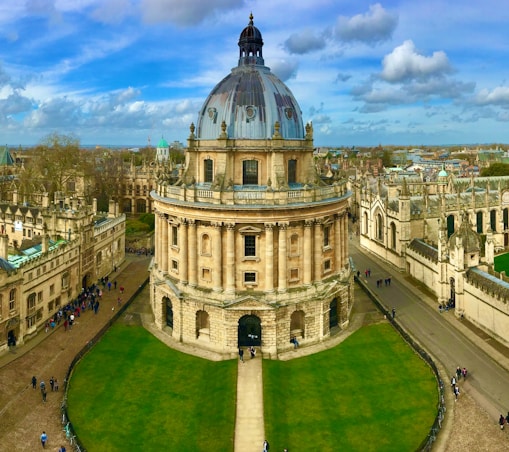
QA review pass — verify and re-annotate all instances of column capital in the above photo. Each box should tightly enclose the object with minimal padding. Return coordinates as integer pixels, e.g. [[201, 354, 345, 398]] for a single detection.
[[304, 220, 314, 228], [314, 218, 324, 226], [188, 219, 196, 226], [278, 222, 289, 230], [211, 222, 223, 229], [264, 222, 276, 230], [226, 223, 236, 231]]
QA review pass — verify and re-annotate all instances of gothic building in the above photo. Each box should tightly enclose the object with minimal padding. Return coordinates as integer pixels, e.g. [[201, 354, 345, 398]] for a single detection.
[[150, 15, 353, 355]]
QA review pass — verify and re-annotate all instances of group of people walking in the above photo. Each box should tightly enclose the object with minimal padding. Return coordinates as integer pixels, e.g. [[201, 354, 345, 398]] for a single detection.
[[32, 375, 60, 403], [451, 365, 468, 401]]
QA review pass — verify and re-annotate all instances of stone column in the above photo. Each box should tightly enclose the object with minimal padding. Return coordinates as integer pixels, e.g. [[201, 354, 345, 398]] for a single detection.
[[188, 219, 197, 287], [212, 223, 223, 292], [161, 215, 168, 273], [180, 219, 188, 284], [226, 224, 235, 294], [155, 212, 161, 268], [343, 214, 348, 268], [303, 220, 313, 285], [265, 223, 274, 293], [335, 214, 342, 272], [314, 219, 322, 283], [278, 222, 288, 292]]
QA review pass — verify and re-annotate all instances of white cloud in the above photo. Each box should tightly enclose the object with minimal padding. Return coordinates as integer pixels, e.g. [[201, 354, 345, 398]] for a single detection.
[[270, 59, 299, 82], [474, 86, 509, 106], [141, 0, 245, 26], [283, 29, 326, 55], [381, 40, 451, 82], [89, 0, 135, 24], [335, 3, 398, 44]]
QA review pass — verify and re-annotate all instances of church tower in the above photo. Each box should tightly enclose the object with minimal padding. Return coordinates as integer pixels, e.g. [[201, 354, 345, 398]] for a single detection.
[[150, 15, 353, 355]]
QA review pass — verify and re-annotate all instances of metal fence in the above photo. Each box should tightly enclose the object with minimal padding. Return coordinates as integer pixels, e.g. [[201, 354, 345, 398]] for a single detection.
[[354, 275, 446, 451], [60, 277, 149, 452]]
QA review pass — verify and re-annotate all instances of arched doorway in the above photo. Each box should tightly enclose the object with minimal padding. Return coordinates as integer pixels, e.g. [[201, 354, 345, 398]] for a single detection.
[[82, 273, 91, 290], [238, 315, 261, 347], [290, 310, 305, 339], [329, 298, 338, 329], [164, 297, 173, 329]]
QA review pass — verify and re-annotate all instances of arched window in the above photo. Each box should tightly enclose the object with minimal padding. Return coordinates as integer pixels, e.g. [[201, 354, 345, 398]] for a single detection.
[[376, 213, 383, 241], [290, 310, 305, 339], [490, 210, 497, 232], [390, 222, 396, 250], [363, 212, 368, 235], [201, 234, 211, 255], [476, 211, 483, 234], [9, 288, 16, 311], [196, 310, 210, 340], [447, 215, 455, 238], [504, 208, 509, 230]]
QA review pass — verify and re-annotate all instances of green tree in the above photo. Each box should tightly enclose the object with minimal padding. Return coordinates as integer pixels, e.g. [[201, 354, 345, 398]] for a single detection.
[[480, 163, 509, 177]]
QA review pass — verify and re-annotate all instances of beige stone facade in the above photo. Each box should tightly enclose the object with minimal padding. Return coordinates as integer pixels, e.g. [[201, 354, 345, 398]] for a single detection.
[[0, 199, 125, 354]]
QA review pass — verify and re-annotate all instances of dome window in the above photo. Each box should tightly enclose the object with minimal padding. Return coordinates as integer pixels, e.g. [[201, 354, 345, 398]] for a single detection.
[[208, 108, 217, 123], [245, 106, 257, 121], [285, 108, 294, 119]]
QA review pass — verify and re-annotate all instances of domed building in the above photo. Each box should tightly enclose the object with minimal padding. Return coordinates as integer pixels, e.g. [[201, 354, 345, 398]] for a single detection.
[[150, 14, 353, 355]]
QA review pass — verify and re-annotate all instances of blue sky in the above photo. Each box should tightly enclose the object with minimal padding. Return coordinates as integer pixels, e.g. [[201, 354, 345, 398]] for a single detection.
[[1, 0, 509, 147]]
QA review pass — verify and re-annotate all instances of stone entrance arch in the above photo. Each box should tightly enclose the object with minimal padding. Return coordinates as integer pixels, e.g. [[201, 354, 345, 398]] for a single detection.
[[238, 315, 261, 347], [329, 298, 338, 329]]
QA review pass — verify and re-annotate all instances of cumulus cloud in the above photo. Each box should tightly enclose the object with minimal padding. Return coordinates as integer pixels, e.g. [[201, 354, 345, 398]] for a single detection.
[[381, 40, 452, 83], [270, 59, 298, 81], [0, 93, 33, 116], [25, 0, 62, 23], [141, 0, 245, 26], [335, 3, 397, 44], [474, 86, 509, 107], [283, 29, 326, 55]]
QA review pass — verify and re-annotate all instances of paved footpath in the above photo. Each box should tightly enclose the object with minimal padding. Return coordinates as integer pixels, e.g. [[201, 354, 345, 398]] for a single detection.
[[234, 356, 265, 452]]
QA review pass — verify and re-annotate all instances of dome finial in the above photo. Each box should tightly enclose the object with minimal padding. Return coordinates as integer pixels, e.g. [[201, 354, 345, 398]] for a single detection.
[[249, 12, 254, 24]]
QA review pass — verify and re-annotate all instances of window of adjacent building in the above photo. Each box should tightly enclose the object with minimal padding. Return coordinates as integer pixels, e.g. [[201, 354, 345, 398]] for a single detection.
[[172, 226, 178, 246], [27, 293, 36, 311], [244, 272, 256, 283], [244, 235, 256, 257], [490, 210, 497, 232], [290, 268, 299, 281], [243, 160, 258, 185], [50, 284, 55, 296], [324, 259, 331, 272], [9, 289, 15, 311], [204, 159, 213, 183], [37, 291, 43, 304], [28, 272, 33, 281], [27, 315, 36, 328], [476, 211, 483, 234], [48, 301, 54, 312], [288, 159, 297, 185], [172, 260, 178, 271], [62, 272, 69, 289], [504, 208, 509, 230], [376, 213, 383, 241], [96, 251, 102, 266], [36, 308, 43, 320], [323, 225, 330, 248], [55, 296, 61, 307]]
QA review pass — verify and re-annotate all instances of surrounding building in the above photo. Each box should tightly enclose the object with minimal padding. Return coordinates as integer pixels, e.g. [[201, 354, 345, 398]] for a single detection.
[[359, 173, 509, 347], [0, 197, 125, 353], [150, 15, 353, 356]]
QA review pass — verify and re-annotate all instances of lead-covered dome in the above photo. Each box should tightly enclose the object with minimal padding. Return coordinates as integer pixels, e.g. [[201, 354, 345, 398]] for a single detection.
[[196, 14, 304, 140]]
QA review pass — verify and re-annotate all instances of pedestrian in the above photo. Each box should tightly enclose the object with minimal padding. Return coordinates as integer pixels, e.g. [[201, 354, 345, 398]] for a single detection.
[[456, 366, 462, 380], [263, 439, 270, 451], [505, 411, 509, 426], [32, 376, 37, 389], [462, 367, 468, 379], [356, 270, 360, 278], [41, 388, 47, 402], [58, 446, 66, 452], [50, 377, 54, 391], [291, 336, 299, 348], [239, 348, 244, 362], [120, 286, 124, 294], [376, 279, 380, 288], [40, 380, 45, 391], [367, 268, 371, 277], [54, 379, 59, 391], [454, 385, 460, 401], [451, 376, 456, 389], [499, 414, 505, 430], [63, 319, 68, 331], [388, 277, 391, 286], [107, 281, 112, 291], [41, 431, 48, 448], [391, 307, 396, 319], [249, 346, 256, 359], [114, 280, 117, 289], [117, 296, 122, 306]]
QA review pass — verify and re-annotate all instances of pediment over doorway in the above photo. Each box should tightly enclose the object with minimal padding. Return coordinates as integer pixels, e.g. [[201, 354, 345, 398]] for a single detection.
[[225, 296, 273, 310]]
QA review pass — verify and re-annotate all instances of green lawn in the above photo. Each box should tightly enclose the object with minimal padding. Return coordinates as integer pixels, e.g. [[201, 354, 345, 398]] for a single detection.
[[68, 322, 438, 451], [494, 252, 509, 273], [67, 324, 237, 451], [264, 323, 438, 452]]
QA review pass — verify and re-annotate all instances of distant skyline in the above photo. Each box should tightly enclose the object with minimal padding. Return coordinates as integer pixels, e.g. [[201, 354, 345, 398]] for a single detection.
[[0, 1, 509, 147]]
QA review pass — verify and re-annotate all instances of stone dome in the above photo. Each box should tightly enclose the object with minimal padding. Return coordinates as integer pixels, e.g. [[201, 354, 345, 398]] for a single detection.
[[196, 14, 304, 140]]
